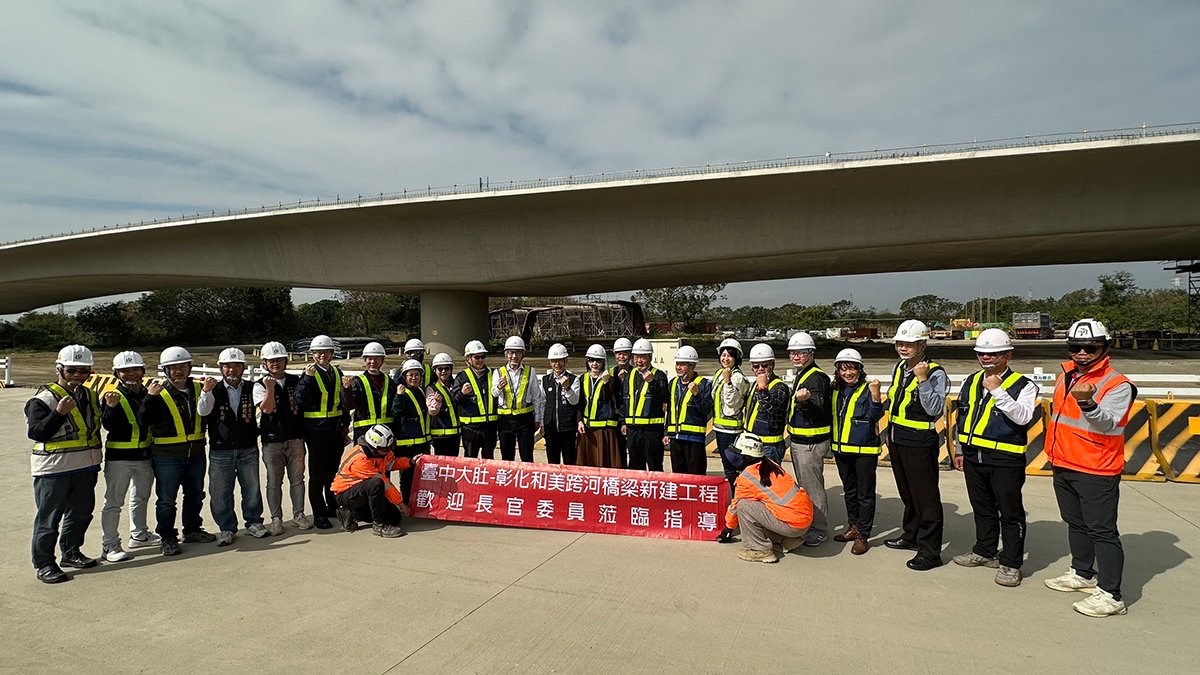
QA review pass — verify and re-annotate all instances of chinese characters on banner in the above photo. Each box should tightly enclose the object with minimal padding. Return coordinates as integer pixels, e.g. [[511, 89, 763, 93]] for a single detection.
[[409, 455, 730, 541]]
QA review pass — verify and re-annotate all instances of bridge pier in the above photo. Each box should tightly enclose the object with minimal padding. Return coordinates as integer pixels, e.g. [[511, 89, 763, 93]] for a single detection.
[[419, 290, 490, 358]]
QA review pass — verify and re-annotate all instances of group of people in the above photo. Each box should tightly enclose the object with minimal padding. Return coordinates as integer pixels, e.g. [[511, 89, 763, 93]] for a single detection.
[[25, 318, 1135, 618]]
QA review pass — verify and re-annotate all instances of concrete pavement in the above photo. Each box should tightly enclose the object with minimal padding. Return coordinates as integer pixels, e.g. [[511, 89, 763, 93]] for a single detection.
[[1, 386, 1197, 674]]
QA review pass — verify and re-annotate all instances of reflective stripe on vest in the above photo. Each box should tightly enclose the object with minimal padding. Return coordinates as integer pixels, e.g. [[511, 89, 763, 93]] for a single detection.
[[746, 377, 786, 443], [889, 360, 942, 430], [396, 388, 430, 446], [460, 367, 497, 423], [712, 369, 747, 431], [739, 468, 801, 507], [497, 365, 534, 416], [156, 381, 205, 444], [667, 376, 708, 435], [304, 366, 343, 418], [430, 381, 459, 436], [1046, 359, 1133, 475], [582, 373, 617, 428], [34, 383, 98, 452], [831, 384, 881, 455], [353, 373, 393, 428], [106, 390, 152, 449], [956, 370, 1027, 453], [786, 366, 831, 437], [627, 368, 665, 425]]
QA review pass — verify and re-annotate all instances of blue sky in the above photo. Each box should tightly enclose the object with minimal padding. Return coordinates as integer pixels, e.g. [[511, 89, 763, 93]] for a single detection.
[[2, 1, 1198, 315]]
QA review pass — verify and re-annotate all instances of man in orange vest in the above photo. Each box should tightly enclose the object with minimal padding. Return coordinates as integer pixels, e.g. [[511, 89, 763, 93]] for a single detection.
[[1044, 319, 1135, 618], [331, 424, 412, 537]]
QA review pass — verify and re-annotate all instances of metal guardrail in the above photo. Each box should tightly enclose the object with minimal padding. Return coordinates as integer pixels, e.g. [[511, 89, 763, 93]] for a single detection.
[[3, 122, 1198, 248]]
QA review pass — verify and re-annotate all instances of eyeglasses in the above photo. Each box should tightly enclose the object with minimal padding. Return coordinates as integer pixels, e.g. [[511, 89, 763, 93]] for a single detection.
[[434, 366, 452, 371], [62, 367, 91, 375], [1068, 343, 1101, 354], [750, 362, 771, 370]]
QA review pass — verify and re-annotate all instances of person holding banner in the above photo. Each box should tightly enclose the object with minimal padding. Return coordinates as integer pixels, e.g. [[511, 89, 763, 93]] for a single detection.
[[331, 424, 412, 538], [426, 353, 461, 457], [624, 338, 669, 472], [492, 336, 544, 462], [540, 344, 581, 465], [452, 340, 498, 460], [391, 359, 430, 500], [577, 344, 623, 468], [665, 346, 713, 475], [343, 341, 394, 446], [829, 348, 883, 557], [725, 433, 813, 563]]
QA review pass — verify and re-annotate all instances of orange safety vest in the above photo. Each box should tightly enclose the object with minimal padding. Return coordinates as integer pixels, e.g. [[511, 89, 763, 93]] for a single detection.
[[1046, 356, 1134, 476], [330, 445, 411, 506], [725, 459, 813, 531]]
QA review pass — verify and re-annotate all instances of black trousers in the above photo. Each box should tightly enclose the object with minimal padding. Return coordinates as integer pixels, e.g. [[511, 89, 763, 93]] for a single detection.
[[669, 438, 708, 475], [304, 429, 345, 519], [543, 429, 578, 465], [460, 423, 497, 460], [835, 453, 877, 536], [335, 476, 402, 526], [1053, 467, 1123, 599], [963, 458, 1027, 568], [498, 414, 535, 462], [31, 470, 98, 568], [627, 426, 665, 472], [396, 442, 428, 501], [431, 436, 460, 457], [889, 442, 944, 558], [616, 429, 628, 469]]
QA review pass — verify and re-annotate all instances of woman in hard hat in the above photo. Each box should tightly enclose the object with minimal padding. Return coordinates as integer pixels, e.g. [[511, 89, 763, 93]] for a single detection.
[[451, 340, 498, 460], [829, 348, 883, 556], [426, 353, 461, 457], [665, 345, 713, 475], [713, 338, 750, 488], [343, 341, 394, 446], [725, 433, 814, 563], [540, 343, 581, 465], [390, 359, 431, 500], [576, 344, 622, 468]]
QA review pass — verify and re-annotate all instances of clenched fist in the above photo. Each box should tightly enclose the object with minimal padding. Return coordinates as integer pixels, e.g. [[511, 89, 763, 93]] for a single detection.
[[794, 387, 811, 402], [642, 369, 654, 383], [868, 379, 882, 399], [341, 375, 353, 389], [912, 361, 930, 381], [202, 377, 219, 392], [147, 381, 163, 396], [103, 391, 121, 408], [982, 374, 1002, 391], [1070, 382, 1097, 402], [460, 382, 473, 396], [304, 365, 316, 377], [55, 396, 77, 415]]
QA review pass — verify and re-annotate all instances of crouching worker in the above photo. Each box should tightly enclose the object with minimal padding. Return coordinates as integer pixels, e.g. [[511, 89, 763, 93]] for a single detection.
[[330, 424, 412, 538], [725, 433, 814, 563]]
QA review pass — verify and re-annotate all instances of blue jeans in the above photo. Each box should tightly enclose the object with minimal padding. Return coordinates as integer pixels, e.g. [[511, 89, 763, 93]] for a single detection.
[[762, 443, 786, 464], [152, 453, 207, 541], [208, 447, 264, 533]]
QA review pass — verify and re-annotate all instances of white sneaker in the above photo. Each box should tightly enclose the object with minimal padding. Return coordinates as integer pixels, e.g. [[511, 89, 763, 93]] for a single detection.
[[127, 533, 162, 549], [266, 518, 284, 536], [216, 531, 235, 547], [1044, 568, 1099, 593], [294, 514, 313, 531], [1073, 589, 1127, 617], [103, 546, 130, 562], [246, 523, 270, 539]]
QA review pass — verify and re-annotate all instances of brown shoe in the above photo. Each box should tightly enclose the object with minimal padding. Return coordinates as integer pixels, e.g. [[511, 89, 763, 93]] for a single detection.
[[833, 525, 860, 543], [851, 535, 870, 555]]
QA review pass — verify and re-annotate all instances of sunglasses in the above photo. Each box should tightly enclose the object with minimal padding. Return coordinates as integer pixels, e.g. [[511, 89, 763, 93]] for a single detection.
[[62, 367, 91, 375], [1068, 344, 1101, 354], [750, 362, 771, 370], [434, 366, 452, 371]]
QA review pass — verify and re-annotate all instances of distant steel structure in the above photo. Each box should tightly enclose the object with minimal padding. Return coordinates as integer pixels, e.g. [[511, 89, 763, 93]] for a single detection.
[[490, 301, 647, 347]]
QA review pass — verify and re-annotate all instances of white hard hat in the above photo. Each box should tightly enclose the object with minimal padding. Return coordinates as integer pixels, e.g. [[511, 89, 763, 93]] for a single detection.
[[399, 359, 423, 374], [717, 337, 743, 357], [547, 343, 569, 360], [748, 343, 774, 362], [432, 352, 454, 368], [503, 336, 527, 351], [674, 346, 699, 363], [112, 351, 145, 370], [363, 424, 395, 449], [464, 340, 488, 356], [834, 348, 864, 366], [309, 335, 336, 351], [974, 328, 1013, 354], [733, 432, 764, 457], [404, 338, 425, 353], [787, 332, 816, 351], [260, 341, 288, 360], [613, 337, 633, 353], [631, 338, 654, 355], [56, 344, 94, 368], [218, 347, 246, 364], [586, 344, 607, 360], [1068, 318, 1110, 341], [159, 346, 193, 368], [893, 319, 930, 343], [362, 341, 387, 357]]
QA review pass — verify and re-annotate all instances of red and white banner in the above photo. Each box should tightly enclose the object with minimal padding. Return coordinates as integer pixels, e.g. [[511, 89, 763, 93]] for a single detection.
[[408, 455, 730, 541]]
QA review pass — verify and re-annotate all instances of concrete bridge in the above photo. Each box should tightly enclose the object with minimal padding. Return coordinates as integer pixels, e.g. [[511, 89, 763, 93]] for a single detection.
[[3, 130, 1200, 354]]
